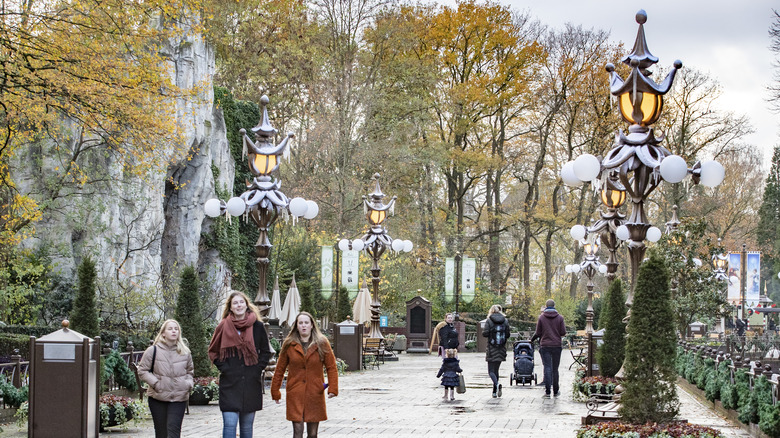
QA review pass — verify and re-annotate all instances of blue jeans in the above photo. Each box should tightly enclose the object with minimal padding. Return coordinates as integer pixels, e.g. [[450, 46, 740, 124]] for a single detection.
[[539, 346, 563, 395], [222, 411, 255, 438]]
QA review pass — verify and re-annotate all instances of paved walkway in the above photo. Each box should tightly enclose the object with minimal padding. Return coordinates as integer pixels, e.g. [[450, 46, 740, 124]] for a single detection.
[[3, 351, 750, 437]]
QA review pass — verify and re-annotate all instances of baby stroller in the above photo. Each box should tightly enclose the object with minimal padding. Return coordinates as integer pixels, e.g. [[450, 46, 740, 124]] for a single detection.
[[509, 340, 537, 386]]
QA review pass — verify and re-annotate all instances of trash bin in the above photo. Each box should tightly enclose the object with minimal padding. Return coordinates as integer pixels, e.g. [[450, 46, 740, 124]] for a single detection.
[[334, 319, 362, 372], [29, 320, 100, 437], [476, 319, 488, 352]]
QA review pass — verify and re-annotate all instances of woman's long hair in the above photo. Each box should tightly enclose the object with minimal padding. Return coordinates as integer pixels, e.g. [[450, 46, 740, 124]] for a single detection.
[[429, 313, 453, 352], [281, 312, 329, 362], [220, 290, 261, 320], [154, 319, 191, 355], [487, 304, 503, 318]]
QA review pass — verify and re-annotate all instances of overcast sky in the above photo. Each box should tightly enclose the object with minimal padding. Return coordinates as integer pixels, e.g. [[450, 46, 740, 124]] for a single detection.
[[485, 1, 778, 163]]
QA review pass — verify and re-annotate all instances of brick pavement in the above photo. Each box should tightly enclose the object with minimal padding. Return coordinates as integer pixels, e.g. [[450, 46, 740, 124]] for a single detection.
[[1, 350, 751, 437]]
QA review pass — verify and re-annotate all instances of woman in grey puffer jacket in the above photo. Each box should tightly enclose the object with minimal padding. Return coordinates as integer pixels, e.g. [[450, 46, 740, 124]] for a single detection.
[[138, 319, 194, 438]]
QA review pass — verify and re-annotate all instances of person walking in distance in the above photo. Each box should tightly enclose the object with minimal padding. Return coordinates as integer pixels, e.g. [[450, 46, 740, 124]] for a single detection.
[[482, 305, 509, 398], [137, 319, 194, 438], [430, 313, 459, 356], [533, 299, 567, 398]]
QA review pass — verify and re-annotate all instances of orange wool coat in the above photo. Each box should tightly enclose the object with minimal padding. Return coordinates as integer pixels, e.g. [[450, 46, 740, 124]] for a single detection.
[[271, 340, 339, 422]]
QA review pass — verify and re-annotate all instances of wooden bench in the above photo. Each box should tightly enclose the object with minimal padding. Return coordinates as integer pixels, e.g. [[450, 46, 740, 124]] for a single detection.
[[583, 393, 622, 425]]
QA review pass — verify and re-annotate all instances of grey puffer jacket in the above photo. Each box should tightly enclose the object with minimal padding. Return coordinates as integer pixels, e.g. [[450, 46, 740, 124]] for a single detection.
[[137, 342, 194, 403], [483, 313, 508, 363]]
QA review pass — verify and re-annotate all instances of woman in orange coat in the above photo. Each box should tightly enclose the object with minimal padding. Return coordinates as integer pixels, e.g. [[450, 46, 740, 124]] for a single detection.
[[271, 311, 338, 438]]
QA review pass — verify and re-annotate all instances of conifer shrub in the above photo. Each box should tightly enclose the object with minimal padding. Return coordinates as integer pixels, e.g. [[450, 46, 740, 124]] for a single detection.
[[174, 266, 211, 378], [71, 257, 99, 337], [596, 278, 626, 378], [337, 286, 351, 322], [619, 252, 679, 423]]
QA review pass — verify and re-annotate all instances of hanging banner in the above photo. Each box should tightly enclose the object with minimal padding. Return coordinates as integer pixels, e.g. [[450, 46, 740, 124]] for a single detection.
[[746, 252, 761, 306], [320, 246, 333, 299], [461, 257, 476, 303], [341, 250, 360, 299], [444, 257, 455, 303], [727, 253, 741, 303]]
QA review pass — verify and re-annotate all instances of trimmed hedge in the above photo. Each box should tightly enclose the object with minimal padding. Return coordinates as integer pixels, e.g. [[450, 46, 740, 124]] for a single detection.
[[677, 347, 780, 436]]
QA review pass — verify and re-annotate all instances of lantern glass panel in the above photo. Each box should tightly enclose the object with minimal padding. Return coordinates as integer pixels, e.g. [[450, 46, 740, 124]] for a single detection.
[[618, 92, 663, 126], [253, 153, 277, 175], [368, 209, 386, 225], [600, 187, 626, 208]]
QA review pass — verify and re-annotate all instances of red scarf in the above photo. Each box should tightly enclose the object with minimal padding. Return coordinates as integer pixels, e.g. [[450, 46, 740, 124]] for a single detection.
[[208, 312, 258, 366]]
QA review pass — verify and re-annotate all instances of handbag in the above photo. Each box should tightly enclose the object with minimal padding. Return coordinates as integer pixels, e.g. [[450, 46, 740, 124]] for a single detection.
[[456, 373, 466, 394]]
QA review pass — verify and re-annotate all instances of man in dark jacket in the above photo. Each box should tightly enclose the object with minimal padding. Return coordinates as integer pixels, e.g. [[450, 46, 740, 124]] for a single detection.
[[532, 299, 566, 398]]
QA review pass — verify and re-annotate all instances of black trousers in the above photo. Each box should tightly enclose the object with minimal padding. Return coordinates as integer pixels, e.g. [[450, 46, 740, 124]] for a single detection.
[[148, 397, 187, 438]]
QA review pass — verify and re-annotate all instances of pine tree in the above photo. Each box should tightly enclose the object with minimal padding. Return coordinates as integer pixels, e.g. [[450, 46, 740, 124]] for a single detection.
[[596, 278, 626, 378], [71, 257, 99, 337], [758, 146, 780, 302], [337, 286, 351, 322], [620, 252, 679, 423], [174, 266, 211, 378]]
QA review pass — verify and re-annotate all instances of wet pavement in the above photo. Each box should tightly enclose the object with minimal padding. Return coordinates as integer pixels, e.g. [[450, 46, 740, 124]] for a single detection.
[[2, 350, 751, 437]]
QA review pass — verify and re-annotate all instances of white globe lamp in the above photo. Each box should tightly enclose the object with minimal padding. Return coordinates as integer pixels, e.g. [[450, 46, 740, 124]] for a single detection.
[[561, 161, 582, 187], [204, 199, 222, 218], [403, 240, 414, 252], [226, 197, 246, 216], [303, 200, 319, 219], [352, 239, 365, 251], [338, 239, 350, 252], [573, 154, 601, 182], [616, 225, 630, 241], [570, 225, 586, 241], [288, 197, 308, 217], [646, 226, 662, 242], [659, 155, 688, 183], [699, 160, 725, 188]]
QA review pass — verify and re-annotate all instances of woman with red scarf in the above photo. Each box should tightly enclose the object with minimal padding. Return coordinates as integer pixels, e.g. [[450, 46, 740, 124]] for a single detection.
[[208, 291, 273, 438]]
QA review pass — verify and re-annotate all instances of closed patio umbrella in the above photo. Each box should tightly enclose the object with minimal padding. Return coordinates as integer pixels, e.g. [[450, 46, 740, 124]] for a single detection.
[[352, 278, 372, 324], [269, 276, 282, 321], [280, 275, 302, 327]]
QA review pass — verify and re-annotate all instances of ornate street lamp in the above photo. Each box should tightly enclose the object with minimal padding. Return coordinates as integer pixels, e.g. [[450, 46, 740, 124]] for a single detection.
[[349, 174, 413, 339], [565, 233, 608, 377], [204, 95, 319, 319], [562, 10, 725, 315]]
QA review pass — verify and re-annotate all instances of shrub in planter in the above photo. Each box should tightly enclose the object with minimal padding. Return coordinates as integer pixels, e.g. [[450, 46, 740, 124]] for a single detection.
[[0, 379, 28, 408], [577, 420, 723, 438], [620, 252, 679, 423], [190, 376, 219, 405], [101, 349, 137, 392], [759, 402, 780, 436], [740, 375, 772, 425], [721, 379, 738, 410], [596, 279, 625, 378]]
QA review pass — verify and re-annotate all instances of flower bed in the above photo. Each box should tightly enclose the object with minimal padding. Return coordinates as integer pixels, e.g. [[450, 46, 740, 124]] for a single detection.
[[99, 394, 144, 431], [577, 421, 723, 438], [190, 376, 219, 405], [575, 375, 619, 398]]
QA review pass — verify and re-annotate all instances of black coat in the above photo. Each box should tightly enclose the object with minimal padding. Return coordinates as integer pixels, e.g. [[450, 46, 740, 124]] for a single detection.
[[439, 323, 459, 349], [483, 313, 508, 363], [214, 320, 273, 413]]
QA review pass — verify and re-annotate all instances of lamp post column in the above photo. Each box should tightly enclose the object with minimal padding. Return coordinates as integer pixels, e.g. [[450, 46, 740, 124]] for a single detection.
[[367, 241, 385, 339], [454, 253, 461, 320]]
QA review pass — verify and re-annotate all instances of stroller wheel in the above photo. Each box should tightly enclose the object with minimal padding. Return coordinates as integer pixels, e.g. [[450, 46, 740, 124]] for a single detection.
[[510, 373, 514, 386], [534, 374, 537, 385]]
